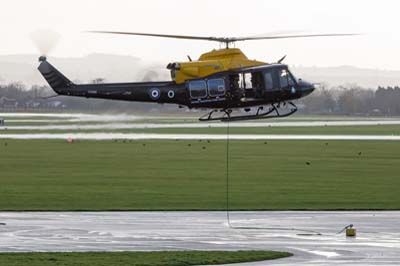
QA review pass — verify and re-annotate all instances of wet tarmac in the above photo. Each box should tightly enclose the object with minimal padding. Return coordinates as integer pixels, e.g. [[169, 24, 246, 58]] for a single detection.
[[1, 112, 400, 130], [2, 120, 400, 131], [0, 133, 400, 140], [0, 113, 143, 121], [0, 211, 399, 265]]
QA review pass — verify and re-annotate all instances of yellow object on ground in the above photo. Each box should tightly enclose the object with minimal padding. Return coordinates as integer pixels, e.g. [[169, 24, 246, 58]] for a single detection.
[[346, 228, 356, 237]]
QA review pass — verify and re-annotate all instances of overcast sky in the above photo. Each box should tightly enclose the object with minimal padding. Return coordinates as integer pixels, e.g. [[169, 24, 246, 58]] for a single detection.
[[2, 0, 400, 70]]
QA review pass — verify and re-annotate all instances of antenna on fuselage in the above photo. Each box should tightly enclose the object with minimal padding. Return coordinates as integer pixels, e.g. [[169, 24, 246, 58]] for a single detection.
[[277, 55, 287, 63]]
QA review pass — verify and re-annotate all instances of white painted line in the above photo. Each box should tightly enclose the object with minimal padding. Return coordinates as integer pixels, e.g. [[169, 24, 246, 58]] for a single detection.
[[1, 120, 400, 130], [0, 133, 400, 140]]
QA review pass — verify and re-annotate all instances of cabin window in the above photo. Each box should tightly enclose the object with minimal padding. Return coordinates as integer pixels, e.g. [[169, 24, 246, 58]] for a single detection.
[[288, 73, 295, 86], [189, 80, 207, 99], [279, 68, 296, 88], [207, 79, 225, 97], [246, 73, 253, 89], [279, 69, 289, 88], [264, 71, 274, 91], [250, 72, 263, 89]]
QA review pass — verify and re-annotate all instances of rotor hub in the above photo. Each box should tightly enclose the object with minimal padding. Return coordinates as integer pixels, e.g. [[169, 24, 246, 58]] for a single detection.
[[38, 55, 47, 62]]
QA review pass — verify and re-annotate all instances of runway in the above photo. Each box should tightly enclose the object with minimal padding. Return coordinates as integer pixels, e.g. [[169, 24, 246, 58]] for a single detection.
[[0, 211, 399, 265], [2, 120, 400, 130], [1, 133, 400, 140], [2, 112, 400, 130]]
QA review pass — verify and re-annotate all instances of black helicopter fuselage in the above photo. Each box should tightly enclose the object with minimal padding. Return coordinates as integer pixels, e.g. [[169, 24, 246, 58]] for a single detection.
[[38, 56, 314, 115]]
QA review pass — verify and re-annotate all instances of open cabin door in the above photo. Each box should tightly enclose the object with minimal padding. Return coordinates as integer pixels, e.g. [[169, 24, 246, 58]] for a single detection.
[[229, 71, 267, 99]]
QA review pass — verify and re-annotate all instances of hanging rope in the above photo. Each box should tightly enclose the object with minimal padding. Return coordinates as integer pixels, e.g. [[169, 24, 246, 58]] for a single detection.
[[225, 110, 232, 227], [223, 110, 352, 236]]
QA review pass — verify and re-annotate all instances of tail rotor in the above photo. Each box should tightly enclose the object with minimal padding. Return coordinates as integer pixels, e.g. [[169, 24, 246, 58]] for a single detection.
[[30, 29, 61, 60]]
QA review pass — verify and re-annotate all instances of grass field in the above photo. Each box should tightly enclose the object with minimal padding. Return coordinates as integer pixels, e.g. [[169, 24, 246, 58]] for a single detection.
[[0, 138, 399, 210], [0, 251, 291, 266]]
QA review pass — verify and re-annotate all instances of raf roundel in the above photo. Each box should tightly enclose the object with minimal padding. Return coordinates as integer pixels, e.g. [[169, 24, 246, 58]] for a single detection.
[[168, 90, 175, 99], [149, 88, 161, 100]]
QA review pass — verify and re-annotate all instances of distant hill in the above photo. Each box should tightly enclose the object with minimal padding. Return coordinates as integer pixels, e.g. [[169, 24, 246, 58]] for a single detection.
[[0, 54, 399, 88], [0, 54, 170, 86]]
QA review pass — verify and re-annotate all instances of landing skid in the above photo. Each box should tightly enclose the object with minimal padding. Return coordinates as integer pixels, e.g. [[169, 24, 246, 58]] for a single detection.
[[199, 102, 298, 122]]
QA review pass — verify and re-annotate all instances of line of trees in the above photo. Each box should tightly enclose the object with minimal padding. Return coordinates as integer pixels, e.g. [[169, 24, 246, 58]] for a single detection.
[[299, 85, 400, 116], [1, 82, 400, 116]]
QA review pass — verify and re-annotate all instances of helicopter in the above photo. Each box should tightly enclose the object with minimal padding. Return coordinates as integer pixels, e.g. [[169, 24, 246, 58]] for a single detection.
[[37, 31, 358, 121]]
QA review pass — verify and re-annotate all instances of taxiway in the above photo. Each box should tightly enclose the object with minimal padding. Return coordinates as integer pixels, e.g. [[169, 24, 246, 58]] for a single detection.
[[0, 211, 399, 265]]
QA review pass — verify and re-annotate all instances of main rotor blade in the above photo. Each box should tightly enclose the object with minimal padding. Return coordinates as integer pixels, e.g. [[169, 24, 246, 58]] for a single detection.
[[233, 33, 361, 42], [87, 31, 226, 42], [87, 31, 360, 44]]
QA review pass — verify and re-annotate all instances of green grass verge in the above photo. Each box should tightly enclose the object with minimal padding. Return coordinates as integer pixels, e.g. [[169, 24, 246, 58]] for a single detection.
[[0, 139, 399, 210], [108, 124, 400, 135], [2, 124, 400, 135], [0, 251, 291, 266]]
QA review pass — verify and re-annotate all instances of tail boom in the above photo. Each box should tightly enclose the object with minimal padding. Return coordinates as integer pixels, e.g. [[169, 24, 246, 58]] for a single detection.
[[38, 57, 185, 104]]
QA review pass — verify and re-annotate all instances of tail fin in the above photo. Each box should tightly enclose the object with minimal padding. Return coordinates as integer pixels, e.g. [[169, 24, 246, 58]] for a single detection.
[[38, 56, 73, 94]]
